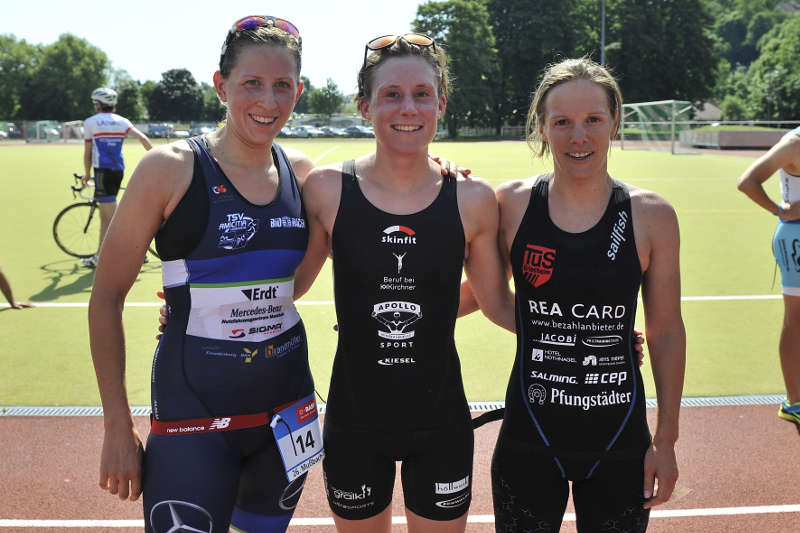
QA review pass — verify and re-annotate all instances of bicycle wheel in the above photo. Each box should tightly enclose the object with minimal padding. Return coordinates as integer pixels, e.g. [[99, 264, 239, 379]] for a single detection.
[[53, 202, 99, 258]]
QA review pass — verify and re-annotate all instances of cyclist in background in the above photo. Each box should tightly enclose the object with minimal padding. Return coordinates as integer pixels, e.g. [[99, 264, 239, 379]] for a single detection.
[[81, 87, 152, 268]]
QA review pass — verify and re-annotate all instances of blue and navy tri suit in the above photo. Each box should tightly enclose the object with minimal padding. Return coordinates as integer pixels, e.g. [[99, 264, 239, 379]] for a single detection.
[[492, 175, 651, 532], [143, 137, 314, 533]]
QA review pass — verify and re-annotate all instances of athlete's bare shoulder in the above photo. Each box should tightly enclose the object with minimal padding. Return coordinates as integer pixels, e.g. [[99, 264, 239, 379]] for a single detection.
[[280, 146, 314, 184], [130, 140, 193, 185], [628, 184, 675, 215], [302, 162, 345, 222], [627, 183, 679, 249], [304, 161, 344, 191], [496, 175, 538, 209], [456, 173, 496, 202]]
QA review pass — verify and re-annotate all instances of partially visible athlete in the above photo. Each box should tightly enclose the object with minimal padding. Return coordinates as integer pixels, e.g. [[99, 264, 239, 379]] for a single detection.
[[89, 16, 323, 533], [81, 87, 152, 268], [0, 263, 33, 309], [737, 126, 800, 426], [461, 58, 685, 532], [297, 33, 514, 533]]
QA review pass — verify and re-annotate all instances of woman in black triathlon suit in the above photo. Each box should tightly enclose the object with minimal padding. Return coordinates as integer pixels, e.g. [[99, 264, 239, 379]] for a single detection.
[[463, 57, 686, 533], [298, 34, 515, 533]]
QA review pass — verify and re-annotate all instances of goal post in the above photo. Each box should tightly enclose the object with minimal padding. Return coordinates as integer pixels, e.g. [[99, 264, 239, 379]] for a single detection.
[[620, 99, 696, 154]]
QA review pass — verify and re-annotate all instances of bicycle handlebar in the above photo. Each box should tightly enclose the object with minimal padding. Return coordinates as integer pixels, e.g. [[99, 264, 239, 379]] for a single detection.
[[71, 173, 91, 200]]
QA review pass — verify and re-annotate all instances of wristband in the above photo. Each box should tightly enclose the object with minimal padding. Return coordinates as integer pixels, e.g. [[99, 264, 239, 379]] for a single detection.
[[776, 205, 784, 216]]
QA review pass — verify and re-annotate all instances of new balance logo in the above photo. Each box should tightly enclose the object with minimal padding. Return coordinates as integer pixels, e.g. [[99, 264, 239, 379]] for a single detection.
[[209, 417, 231, 430]]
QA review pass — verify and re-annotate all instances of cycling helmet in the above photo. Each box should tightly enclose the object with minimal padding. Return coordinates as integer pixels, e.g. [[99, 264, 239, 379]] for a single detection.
[[91, 87, 118, 106]]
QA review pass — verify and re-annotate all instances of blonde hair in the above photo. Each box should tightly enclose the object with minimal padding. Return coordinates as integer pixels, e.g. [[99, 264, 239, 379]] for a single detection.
[[525, 57, 622, 158], [356, 38, 449, 102]]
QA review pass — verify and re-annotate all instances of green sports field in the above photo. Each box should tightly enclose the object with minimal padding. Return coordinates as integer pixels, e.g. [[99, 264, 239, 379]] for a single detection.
[[0, 138, 784, 406]]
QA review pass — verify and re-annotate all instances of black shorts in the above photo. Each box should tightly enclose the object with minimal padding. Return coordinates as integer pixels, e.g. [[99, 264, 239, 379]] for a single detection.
[[322, 420, 474, 521], [93, 168, 124, 203], [143, 427, 307, 533], [491, 437, 650, 532]]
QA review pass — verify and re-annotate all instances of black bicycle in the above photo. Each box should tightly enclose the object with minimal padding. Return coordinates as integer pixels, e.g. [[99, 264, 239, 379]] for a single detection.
[[53, 173, 159, 259]]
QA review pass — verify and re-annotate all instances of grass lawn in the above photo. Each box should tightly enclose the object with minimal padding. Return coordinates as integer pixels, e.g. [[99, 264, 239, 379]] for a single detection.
[[0, 138, 784, 405]]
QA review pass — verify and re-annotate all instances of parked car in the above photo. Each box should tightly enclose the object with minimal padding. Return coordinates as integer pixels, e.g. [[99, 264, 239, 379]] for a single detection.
[[278, 127, 294, 138], [320, 126, 346, 137], [343, 125, 375, 138], [289, 127, 310, 138], [6, 123, 22, 139], [189, 123, 217, 136], [148, 123, 174, 138], [292, 125, 325, 137]]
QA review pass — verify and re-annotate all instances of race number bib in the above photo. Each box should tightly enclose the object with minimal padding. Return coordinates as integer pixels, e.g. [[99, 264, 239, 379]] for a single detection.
[[270, 394, 324, 482]]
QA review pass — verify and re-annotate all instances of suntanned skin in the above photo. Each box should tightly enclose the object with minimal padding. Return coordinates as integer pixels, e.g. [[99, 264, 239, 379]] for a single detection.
[[296, 56, 513, 533], [88, 44, 309, 502], [460, 79, 685, 510], [93, 44, 467, 505], [737, 129, 800, 405]]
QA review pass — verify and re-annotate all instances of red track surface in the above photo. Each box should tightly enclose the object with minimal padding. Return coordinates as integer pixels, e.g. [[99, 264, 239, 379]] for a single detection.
[[1, 405, 798, 532]]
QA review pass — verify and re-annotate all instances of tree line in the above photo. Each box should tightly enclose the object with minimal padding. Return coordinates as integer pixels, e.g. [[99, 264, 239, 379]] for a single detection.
[[0, 34, 344, 124], [413, 0, 800, 136], [1, 0, 798, 132]]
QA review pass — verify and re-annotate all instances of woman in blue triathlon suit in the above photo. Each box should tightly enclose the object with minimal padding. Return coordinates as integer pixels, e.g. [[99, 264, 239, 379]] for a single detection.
[[738, 126, 800, 426], [91, 16, 465, 533], [89, 16, 324, 533]]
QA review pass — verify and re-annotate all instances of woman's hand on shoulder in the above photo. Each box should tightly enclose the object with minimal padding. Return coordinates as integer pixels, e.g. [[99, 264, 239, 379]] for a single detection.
[[430, 154, 471, 178]]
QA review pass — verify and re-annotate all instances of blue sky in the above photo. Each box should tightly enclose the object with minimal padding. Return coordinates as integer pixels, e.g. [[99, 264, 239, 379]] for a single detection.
[[1, 0, 425, 94]]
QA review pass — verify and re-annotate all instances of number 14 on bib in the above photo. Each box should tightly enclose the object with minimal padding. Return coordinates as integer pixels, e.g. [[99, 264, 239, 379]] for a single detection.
[[270, 394, 324, 482]]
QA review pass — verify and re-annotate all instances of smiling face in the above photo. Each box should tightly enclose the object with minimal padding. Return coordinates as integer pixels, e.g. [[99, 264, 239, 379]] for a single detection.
[[540, 79, 618, 181], [359, 56, 446, 155], [214, 44, 302, 146]]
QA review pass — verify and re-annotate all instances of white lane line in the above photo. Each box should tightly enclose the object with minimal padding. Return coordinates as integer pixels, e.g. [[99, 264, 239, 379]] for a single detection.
[[2, 505, 799, 527], [312, 145, 340, 164], [0, 294, 782, 308]]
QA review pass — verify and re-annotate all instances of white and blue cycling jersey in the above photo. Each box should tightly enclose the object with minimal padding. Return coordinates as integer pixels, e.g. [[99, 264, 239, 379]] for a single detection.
[[83, 112, 132, 170]]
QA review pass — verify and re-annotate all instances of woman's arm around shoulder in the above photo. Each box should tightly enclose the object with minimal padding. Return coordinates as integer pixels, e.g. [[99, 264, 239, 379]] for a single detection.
[[457, 175, 515, 332], [294, 164, 343, 299], [457, 177, 533, 319]]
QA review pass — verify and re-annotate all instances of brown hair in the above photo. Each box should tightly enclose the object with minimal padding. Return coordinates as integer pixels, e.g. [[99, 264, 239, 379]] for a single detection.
[[219, 26, 302, 79], [356, 37, 449, 102], [525, 57, 622, 158]]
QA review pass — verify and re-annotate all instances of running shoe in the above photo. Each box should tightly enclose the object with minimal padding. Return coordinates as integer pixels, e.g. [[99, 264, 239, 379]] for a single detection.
[[778, 398, 800, 425], [81, 255, 98, 268]]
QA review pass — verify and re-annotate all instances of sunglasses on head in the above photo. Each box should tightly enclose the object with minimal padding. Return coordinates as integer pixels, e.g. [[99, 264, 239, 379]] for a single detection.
[[362, 33, 436, 69], [220, 15, 301, 61]]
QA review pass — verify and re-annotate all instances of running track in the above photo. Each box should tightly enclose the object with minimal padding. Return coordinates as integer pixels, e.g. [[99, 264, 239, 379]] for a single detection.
[[1, 402, 799, 532], [1, 146, 792, 531]]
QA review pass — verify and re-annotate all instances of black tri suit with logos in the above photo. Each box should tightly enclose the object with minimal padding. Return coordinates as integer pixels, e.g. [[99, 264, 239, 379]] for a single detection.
[[492, 175, 651, 533], [143, 137, 316, 533], [322, 160, 474, 521]]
